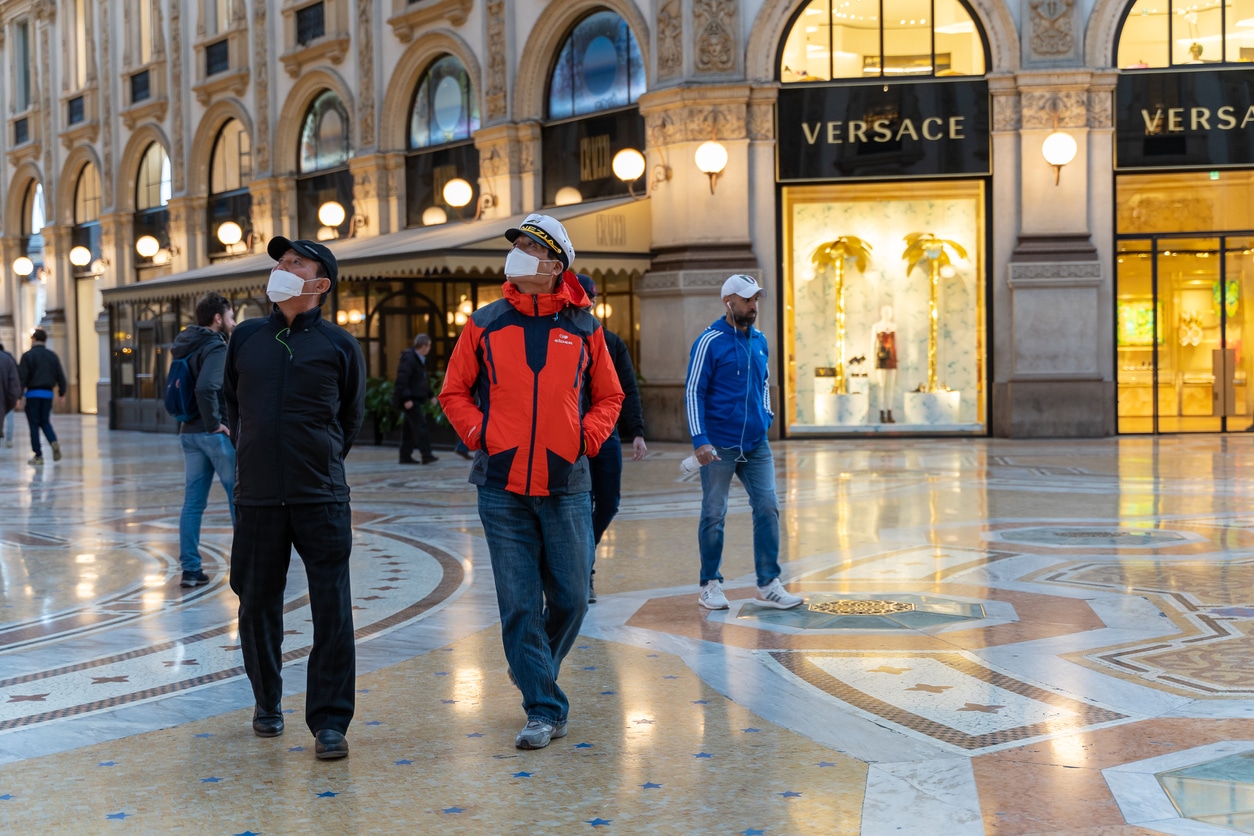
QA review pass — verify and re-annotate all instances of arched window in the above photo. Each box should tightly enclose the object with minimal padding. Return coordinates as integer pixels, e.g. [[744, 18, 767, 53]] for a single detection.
[[548, 11, 646, 120], [1117, 0, 1248, 68], [410, 55, 480, 149], [136, 142, 171, 211], [75, 164, 102, 224], [299, 90, 352, 174], [779, 0, 985, 81], [22, 181, 45, 238], [211, 119, 253, 194]]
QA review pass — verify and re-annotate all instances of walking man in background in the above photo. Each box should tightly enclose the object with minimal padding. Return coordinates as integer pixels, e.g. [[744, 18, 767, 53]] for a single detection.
[[393, 333, 437, 465], [685, 275, 802, 612], [576, 274, 647, 604], [18, 329, 67, 466], [0, 342, 20, 449], [171, 293, 236, 588], [225, 237, 365, 760], [440, 214, 623, 750]]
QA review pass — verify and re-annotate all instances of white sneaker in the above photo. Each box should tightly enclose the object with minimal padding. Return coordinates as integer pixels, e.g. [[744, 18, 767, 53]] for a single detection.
[[698, 580, 730, 610], [756, 578, 803, 609]]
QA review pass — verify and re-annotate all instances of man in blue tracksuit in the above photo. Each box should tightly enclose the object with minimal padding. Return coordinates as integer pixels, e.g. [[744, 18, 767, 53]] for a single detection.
[[684, 275, 803, 612]]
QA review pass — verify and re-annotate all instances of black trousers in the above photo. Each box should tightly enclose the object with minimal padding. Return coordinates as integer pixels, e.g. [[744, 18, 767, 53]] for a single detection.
[[587, 430, 623, 577], [24, 397, 57, 456], [399, 404, 433, 461], [230, 502, 356, 734]]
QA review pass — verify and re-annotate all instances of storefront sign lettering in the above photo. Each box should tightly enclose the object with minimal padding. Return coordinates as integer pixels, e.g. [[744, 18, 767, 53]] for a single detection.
[[1116, 68, 1254, 170], [777, 80, 989, 181]]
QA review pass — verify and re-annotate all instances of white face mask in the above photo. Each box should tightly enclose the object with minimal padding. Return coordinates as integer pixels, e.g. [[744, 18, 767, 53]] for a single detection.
[[267, 269, 319, 303], [504, 248, 558, 280]]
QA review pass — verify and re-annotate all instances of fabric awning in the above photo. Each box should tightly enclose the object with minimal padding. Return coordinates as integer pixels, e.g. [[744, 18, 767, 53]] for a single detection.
[[102, 197, 653, 303]]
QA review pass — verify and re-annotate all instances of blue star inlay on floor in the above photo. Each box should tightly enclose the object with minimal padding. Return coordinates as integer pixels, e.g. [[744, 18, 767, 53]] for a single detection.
[[816, 761, 836, 767], [577, 645, 590, 649], [646, 654, 659, 658], [641, 782, 662, 789], [282, 709, 295, 714], [365, 721, 383, 726], [395, 759, 413, 765], [662, 675, 678, 680], [357, 688, 372, 693], [600, 690, 616, 695], [743, 829, 766, 836], [288, 747, 306, 752], [434, 671, 449, 676], [780, 791, 802, 798], [193, 733, 213, 738], [692, 700, 709, 705], [442, 806, 464, 814], [693, 752, 713, 759], [97, 761, 117, 767], [466, 732, 484, 738], [105, 812, 129, 820], [582, 666, 596, 671], [587, 818, 612, 827], [0, 794, 14, 800], [200, 777, 222, 783], [441, 699, 457, 704], [513, 771, 532, 778], [233, 831, 260, 836], [574, 742, 594, 749], [741, 728, 761, 733], [316, 791, 337, 798]]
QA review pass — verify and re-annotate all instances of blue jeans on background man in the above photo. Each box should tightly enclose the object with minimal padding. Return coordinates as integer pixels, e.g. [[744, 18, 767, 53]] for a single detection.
[[698, 440, 782, 588], [24, 397, 56, 456], [477, 486, 592, 726], [179, 431, 237, 573]]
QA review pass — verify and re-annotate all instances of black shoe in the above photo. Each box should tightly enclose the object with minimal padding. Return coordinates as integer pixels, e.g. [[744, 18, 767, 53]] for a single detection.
[[315, 729, 349, 760], [421, 455, 439, 464], [180, 570, 209, 588], [588, 577, 597, 604], [252, 707, 284, 738], [399, 457, 421, 465]]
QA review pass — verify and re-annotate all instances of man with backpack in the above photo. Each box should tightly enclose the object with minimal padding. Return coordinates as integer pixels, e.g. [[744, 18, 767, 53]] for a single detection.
[[169, 292, 236, 588]]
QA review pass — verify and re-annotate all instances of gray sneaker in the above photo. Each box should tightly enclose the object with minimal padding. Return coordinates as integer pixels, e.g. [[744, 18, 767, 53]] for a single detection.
[[51, 441, 61, 462], [515, 719, 568, 749]]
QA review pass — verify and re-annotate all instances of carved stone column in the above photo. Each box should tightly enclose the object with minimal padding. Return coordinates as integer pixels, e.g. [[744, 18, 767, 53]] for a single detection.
[[98, 212, 131, 290], [348, 153, 401, 237], [249, 177, 296, 244], [166, 196, 205, 273], [473, 123, 542, 218]]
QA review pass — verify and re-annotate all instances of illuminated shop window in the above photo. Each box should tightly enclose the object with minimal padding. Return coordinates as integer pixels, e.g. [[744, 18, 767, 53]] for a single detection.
[[1117, 0, 1254, 69], [548, 10, 646, 120], [409, 55, 479, 149], [299, 90, 352, 174], [779, 0, 986, 81]]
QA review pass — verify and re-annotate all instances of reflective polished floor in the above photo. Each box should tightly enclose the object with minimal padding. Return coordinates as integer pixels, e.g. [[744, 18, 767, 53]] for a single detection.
[[8, 418, 1254, 833]]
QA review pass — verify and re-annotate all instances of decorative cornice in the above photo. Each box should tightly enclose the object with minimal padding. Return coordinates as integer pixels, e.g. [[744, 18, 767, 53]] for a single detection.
[[1008, 262, 1103, 287], [192, 69, 251, 107], [387, 0, 473, 43], [279, 35, 351, 79]]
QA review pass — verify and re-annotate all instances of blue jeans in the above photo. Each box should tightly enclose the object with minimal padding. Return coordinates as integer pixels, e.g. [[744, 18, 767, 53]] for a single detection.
[[179, 431, 237, 573], [698, 440, 781, 588], [477, 486, 592, 725]]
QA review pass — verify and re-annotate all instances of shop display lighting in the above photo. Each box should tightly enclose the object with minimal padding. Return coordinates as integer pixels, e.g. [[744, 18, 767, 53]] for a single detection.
[[1041, 95, 1078, 185], [135, 235, 160, 259], [441, 152, 500, 221], [318, 200, 347, 228], [13, 256, 34, 276], [612, 148, 647, 197], [694, 110, 729, 195], [69, 246, 93, 267]]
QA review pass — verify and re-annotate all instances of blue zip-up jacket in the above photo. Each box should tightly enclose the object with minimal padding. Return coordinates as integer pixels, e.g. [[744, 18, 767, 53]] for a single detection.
[[685, 317, 773, 452]]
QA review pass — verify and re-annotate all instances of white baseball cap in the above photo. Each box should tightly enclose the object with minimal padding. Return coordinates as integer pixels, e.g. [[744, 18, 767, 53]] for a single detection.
[[721, 274, 764, 299], [505, 213, 576, 270]]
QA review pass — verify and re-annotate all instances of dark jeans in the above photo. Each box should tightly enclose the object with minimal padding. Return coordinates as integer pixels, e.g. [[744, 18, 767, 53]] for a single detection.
[[24, 397, 57, 456], [230, 503, 356, 735], [399, 404, 433, 461], [587, 430, 623, 577], [477, 486, 592, 725]]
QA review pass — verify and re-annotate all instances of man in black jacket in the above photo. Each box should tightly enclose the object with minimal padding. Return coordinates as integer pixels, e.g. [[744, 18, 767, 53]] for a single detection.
[[393, 333, 437, 464], [171, 292, 236, 588], [576, 275, 647, 603], [224, 237, 366, 761], [17, 329, 67, 466], [0, 342, 20, 449]]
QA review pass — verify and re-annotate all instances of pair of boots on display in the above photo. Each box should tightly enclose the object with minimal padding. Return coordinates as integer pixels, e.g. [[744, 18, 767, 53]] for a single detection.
[[878, 410, 896, 424]]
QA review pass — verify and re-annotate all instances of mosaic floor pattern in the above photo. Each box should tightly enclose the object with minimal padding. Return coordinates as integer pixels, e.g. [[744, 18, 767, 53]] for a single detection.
[[9, 420, 1254, 832]]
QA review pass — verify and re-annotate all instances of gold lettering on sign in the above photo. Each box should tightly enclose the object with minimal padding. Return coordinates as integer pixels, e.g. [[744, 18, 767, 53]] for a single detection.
[[803, 123, 822, 144], [827, 121, 844, 143], [595, 213, 627, 247], [1218, 106, 1237, 129], [1191, 107, 1211, 130], [849, 120, 868, 142], [1244, 106, 1254, 128], [1137, 106, 1254, 134], [922, 117, 943, 140], [796, 114, 970, 145], [949, 116, 965, 138], [1168, 108, 1183, 131], [580, 135, 611, 181], [873, 119, 892, 141], [896, 119, 919, 141]]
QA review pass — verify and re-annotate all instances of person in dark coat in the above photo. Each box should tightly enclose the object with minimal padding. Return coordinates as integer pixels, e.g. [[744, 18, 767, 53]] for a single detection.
[[17, 329, 67, 466], [575, 275, 647, 603], [224, 237, 366, 761], [0, 342, 21, 449], [392, 333, 437, 464]]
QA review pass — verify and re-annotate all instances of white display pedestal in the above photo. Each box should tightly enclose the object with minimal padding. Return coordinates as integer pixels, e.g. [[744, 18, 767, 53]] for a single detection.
[[814, 392, 869, 425], [903, 391, 962, 424]]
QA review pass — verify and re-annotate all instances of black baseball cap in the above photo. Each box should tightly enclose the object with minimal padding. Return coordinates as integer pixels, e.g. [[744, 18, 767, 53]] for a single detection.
[[267, 237, 338, 286]]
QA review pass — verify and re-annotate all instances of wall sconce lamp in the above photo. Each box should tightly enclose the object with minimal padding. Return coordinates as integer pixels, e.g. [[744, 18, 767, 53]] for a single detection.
[[443, 176, 499, 221], [217, 221, 257, 254], [13, 256, 35, 277], [135, 234, 161, 259], [69, 245, 94, 267], [612, 148, 647, 198], [1041, 98, 1078, 186], [695, 140, 729, 194]]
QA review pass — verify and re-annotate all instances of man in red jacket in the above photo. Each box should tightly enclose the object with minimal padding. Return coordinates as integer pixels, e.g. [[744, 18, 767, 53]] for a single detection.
[[440, 213, 623, 750]]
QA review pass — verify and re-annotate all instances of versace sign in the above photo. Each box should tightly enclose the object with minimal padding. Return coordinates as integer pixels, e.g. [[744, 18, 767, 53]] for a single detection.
[[1115, 68, 1254, 170]]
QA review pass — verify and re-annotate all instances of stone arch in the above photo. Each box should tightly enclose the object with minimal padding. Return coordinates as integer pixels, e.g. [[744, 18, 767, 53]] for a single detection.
[[1085, 0, 1134, 67], [116, 125, 172, 214], [513, 0, 652, 123], [273, 68, 357, 176], [746, 0, 1020, 80], [381, 30, 483, 153], [188, 98, 256, 198], [57, 145, 105, 226], [3, 163, 44, 238]]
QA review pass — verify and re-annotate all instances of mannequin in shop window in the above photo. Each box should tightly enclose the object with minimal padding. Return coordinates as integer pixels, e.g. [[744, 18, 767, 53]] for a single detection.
[[871, 306, 898, 423]]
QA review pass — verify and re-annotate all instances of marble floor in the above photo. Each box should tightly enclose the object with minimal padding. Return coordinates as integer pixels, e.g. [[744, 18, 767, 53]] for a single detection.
[[7, 419, 1254, 833]]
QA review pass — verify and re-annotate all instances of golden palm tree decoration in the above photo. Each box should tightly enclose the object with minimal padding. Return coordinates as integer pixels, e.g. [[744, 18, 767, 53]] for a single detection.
[[902, 232, 967, 393], [810, 236, 872, 395]]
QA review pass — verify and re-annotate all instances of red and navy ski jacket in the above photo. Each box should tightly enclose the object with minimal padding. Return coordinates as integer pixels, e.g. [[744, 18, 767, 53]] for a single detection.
[[439, 271, 624, 497]]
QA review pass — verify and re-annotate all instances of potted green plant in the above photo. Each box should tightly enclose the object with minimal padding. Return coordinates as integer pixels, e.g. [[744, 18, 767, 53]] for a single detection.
[[364, 377, 402, 445]]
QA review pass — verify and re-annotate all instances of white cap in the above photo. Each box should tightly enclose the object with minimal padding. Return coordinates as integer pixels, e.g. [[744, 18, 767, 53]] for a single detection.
[[505, 213, 576, 270], [721, 274, 763, 299]]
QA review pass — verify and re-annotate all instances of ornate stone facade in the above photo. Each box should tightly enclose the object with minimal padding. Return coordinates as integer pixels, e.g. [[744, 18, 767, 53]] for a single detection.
[[657, 1, 683, 80], [485, 1, 508, 122], [693, 0, 736, 75]]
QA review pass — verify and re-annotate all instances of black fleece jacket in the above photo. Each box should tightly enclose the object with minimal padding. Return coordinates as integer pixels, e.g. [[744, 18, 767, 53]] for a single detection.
[[17, 344, 67, 395], [224, 306, 366, 506], [604, 328, 644, 440]]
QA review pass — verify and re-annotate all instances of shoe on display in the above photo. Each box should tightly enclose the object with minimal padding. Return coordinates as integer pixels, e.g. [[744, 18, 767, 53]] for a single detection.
[[698, 580, 730, 610], [314, 729, 349, 760], [252, 707, 284, 738], [28, 455, 43, 466], [515, 719, 567, 750], [180, 570, 210, 588], [51, 441, 62, 461], [755, 578, 803, 610]]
